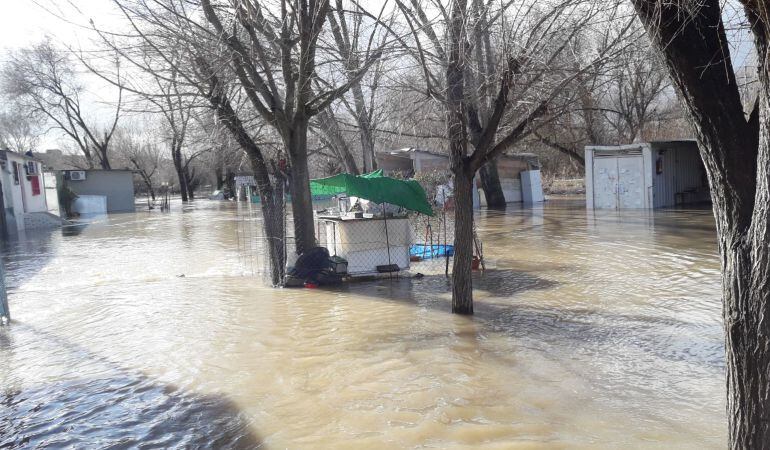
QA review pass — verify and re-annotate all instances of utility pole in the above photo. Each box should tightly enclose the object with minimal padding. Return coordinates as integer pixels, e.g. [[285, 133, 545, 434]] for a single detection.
[[0, 254, 8, 323]]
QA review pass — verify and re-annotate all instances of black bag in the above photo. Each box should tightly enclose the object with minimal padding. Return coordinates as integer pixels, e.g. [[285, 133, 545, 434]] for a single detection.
[[289, 247, 332, 279]]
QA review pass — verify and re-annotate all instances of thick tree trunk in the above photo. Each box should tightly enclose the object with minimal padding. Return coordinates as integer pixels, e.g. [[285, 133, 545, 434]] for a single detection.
[[285, 119, 316, 255], [452, 169, 474, 314], [446, 0, 474, 315], [215, 166, 224, 191], [631, 0, 769, 447], [172, 144, 189, 202], [97, 144, 111, 170], [479, 159, 506, 207], [184, 166, 195, 201]]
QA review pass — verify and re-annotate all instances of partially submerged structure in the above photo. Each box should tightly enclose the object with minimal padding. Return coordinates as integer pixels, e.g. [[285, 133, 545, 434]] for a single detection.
[[309, 170, 433, 277], [376, 148, 544, 205], [58, 170, 136, 214], [0, 150, 62, 232], [584, 140, 709, 209]]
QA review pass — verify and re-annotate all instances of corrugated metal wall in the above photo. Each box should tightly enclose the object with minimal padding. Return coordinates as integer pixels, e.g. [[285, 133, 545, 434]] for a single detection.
[[651, 143, 707, 207]]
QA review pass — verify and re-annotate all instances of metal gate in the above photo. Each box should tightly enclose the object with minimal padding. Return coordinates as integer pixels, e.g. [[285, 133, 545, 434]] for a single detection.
[[592, 153, 645, 209]]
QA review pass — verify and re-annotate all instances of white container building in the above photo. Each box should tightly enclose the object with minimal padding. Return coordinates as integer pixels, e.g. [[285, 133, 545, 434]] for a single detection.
[[584, 140, 710, 209]]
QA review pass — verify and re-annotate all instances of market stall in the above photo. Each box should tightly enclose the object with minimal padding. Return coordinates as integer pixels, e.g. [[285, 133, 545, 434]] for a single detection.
[[311, 170, 433, 276]]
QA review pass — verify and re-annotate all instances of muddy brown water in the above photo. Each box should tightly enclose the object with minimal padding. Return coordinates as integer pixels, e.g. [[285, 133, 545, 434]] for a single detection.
[[0, 199, 725, 448]]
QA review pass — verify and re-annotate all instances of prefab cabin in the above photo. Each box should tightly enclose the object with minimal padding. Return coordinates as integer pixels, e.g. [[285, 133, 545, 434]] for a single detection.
[[60, 169, 137, 214], [584, 140, 710, 209], [0, 150, 59, 231]]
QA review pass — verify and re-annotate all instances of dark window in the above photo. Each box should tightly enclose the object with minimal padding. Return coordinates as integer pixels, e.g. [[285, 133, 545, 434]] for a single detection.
[[11, 162, 19, 185]]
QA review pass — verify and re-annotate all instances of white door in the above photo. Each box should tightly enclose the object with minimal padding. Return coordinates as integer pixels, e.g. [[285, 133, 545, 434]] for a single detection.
[[592, 155, 645, 209], [617, 155, 645, 208], [593, 156, 620, 209]]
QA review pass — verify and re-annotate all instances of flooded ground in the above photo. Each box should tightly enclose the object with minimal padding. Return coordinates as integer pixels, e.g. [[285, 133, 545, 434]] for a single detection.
[[0, 198, 725, 448]]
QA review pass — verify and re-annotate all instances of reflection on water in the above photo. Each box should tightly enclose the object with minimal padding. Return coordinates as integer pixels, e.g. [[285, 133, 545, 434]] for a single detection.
[[0, 199, 725, 448]]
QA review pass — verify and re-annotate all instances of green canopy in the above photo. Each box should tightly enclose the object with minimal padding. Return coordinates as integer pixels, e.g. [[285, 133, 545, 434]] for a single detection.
[[310, 170, 434, 216]]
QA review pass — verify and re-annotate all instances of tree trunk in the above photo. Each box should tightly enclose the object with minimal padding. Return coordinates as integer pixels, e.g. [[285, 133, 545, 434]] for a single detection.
[[97, 144, 111, 170], [446, 0, 473, 315], [630, 0, 770, 446], [172, 144, 189, 202], [360, 124, 376, 172], [215, 166, 224, 190], [479, 159, 506, 207], [285, 119, 316, 255], [452, 168, 474, 314], [184, 166, 195, 201]]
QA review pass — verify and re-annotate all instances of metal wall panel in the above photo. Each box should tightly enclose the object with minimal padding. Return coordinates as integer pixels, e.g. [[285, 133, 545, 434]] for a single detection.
[[651, 142, 706, 207]]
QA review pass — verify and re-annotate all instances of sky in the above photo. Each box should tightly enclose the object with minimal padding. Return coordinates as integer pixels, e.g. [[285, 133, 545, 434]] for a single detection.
[[0, 0, 123, 52], [0, 0, 129, 150]]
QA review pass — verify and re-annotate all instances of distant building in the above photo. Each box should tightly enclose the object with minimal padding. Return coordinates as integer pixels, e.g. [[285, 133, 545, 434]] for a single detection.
[[58, 169, 136, 214], [584, 140, 710, 209], [376, 148, 544, 205], [0, 150, 62, 232]]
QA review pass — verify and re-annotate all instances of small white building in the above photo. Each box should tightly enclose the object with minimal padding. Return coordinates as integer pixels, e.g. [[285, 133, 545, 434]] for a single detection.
[[585, 140, 710, 209], [376, 148, 544, 206], [0, 150, 62, 232]]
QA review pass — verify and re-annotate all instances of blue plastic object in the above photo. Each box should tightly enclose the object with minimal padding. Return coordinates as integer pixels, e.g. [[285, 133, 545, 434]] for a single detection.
[[410, 244, 454, 259]]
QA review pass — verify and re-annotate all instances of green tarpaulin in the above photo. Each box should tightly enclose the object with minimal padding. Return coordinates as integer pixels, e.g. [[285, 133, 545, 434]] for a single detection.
[[310, 170, 434, 216]]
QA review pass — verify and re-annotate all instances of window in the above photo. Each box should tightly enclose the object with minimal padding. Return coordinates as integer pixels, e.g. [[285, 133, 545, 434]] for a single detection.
[[11, 162, 19, 185]]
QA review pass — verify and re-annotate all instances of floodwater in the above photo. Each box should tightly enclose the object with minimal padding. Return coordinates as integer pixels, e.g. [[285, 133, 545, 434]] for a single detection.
[[0, 199, 725, 448]]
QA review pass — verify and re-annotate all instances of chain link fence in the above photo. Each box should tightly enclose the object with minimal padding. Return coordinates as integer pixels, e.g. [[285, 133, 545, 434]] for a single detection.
[[234, 198, 461, 283]]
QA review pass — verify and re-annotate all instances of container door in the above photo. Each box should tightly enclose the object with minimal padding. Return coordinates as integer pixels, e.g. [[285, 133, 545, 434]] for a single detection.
[[617, 155, 645, 208], [592, 156, 619, 209]]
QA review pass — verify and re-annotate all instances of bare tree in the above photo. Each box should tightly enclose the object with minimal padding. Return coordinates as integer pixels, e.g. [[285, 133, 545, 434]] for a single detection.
[[197, 0, 386, 253], [1, 39, 122, 169], [630, 0, 770, 446], [602, 43, 672, 143], [399, 0, 630, 313], [0, 110, 41, 153], [113, 127, 162, 200]]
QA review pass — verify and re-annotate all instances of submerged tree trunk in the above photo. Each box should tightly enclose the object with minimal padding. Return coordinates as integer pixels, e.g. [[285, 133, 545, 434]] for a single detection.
[[184, 166, 195, 201], [446, 0, 474, 315], [479, 160, 506, 207], [172, 143, 189, 202], [630, 0, 770, 446]]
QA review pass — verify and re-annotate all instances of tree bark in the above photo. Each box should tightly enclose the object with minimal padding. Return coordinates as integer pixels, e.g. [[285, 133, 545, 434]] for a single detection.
[[479, 160, 506, 207], [446, 0, 474, 315], [284, 118, 316, 255], [452, 168, 474, 314], [171, 139, 189, 202], [630, 0, 768, 447]]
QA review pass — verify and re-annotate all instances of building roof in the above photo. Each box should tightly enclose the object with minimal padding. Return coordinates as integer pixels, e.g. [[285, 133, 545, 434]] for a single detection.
[[380, 147, 540, 162], [0, 149, 40, 163], [585, 139, 698, 152]]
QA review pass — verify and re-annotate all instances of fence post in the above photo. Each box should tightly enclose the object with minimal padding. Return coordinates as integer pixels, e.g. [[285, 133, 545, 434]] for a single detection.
[[0, 255, 9, 323]]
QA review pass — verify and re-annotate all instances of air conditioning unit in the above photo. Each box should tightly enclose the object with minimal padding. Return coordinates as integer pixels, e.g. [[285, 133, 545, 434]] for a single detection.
[[69, 171, 86, 181]]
